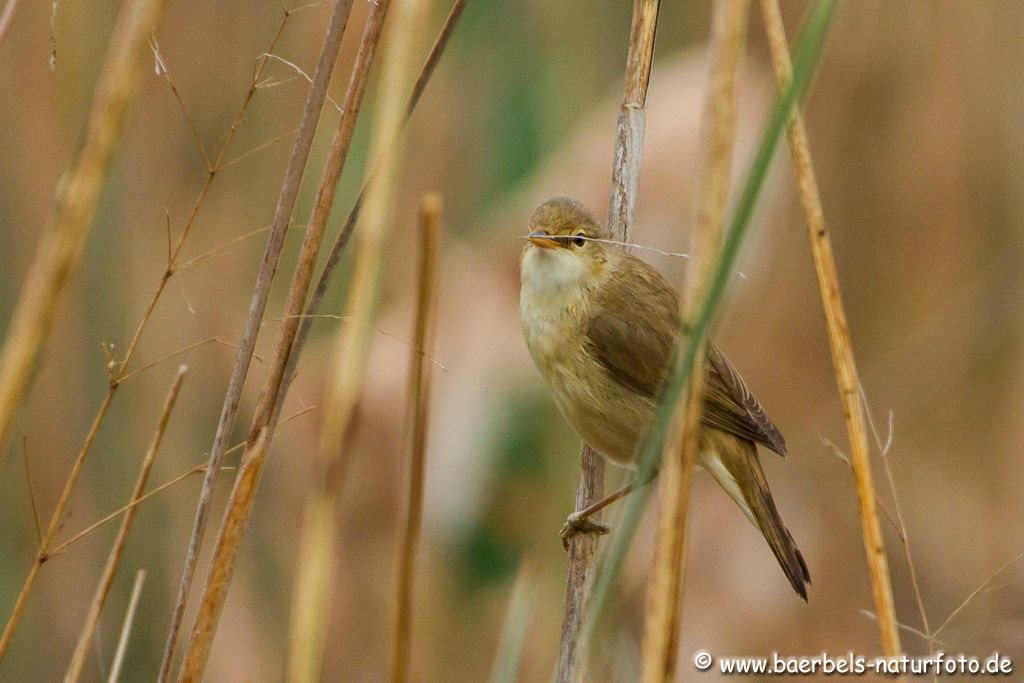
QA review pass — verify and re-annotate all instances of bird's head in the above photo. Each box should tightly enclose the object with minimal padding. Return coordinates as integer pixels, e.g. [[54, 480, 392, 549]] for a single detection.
[[521, 197, 612, 294]]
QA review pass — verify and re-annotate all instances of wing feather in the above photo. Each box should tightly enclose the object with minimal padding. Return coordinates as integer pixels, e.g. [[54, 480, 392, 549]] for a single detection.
[[584, 253, 787, 455]]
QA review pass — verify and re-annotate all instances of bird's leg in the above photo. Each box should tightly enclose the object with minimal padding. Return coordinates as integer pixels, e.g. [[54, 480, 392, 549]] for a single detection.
[[560, 468, 658, 549]]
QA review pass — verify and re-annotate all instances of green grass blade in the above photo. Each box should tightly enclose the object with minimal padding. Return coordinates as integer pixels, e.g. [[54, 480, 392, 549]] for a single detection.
[[576, 0, 839, 660]]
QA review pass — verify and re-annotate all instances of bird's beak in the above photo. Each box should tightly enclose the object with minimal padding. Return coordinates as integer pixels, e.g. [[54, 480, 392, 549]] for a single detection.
[[527, 230, 561, 250]]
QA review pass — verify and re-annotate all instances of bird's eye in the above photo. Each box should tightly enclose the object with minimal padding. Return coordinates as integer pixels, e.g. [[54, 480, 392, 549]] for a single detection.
[[571, 233, 586, 248]]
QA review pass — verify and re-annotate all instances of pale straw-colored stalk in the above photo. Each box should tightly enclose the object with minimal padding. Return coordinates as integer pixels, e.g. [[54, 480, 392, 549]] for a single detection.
[[159, 2, 357, 677], [0, 0, 169, 660], [107, 570, 146, 683], [639, 2, 748, 680], [0, 0, 166, 456], [389, 193, 443, 683]]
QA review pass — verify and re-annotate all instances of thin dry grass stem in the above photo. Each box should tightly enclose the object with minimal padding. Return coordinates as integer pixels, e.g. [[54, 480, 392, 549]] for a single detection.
[[0, 5, 298, 667], [759, 0, 902, 657], [150, 37, 212, 171], [277, 0, 468, 419], [51, 407, 310, 558], [0, 0, 171, 661], [257, 53, 345, 113], [0, 0, 166, 456], [51, 465, 203, 558], [283, 7, 433, 680], [222, 128, 298, 169], [0, 10, 294, 663], [174, 0, 394, 673], [21, 437, 42, 549], [640, 3, 747, 680], [0, 0, 19, 49], [389, 194, 443, 683], [931, 549, 1024, 639], [861, 397, 932, 663], [556, 2, 659, 681], [107, 569, 146, 683], [175, 224, 273, 272], [65, 367, 187, 683], [160, 3, 357, 678]]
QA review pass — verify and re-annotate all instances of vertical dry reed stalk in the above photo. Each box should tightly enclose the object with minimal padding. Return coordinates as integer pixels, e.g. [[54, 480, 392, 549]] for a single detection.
[[276, 0, 468, 420], [64, 367, 187, 683], [285, 481, 341, 683], [284, 7, 466, 679], [175, 0, 431, 678], [316, 0, 430, 488], [389, 193, 443, 683], [159, 2, 356, 678], [0, 0, 166, 456], [556, 2, 660, 681], [108, 569, 146, 683], [279, 9, 394, 683], [759, 0, 902, 657], [639, 2, 748, 680]]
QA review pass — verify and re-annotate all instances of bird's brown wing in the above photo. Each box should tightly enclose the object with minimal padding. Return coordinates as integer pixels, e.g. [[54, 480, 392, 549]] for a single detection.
[[584, 254, 680, 400], [702, 344, 788, 456], [585, 253, 786, 456]]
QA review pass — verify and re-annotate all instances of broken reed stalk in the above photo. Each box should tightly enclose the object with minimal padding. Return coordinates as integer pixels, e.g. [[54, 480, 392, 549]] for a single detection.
[[389, 194, 443, 683], [0, 11, 295, 666], [0, 0, 166, 457], [159, 2, 357, 678], [577, 0, 837, 666], [275, 0, 469, 423], [639, 1, 748, 680], [108, 569, 146, 683], [759, 0, 902, 656], [64, 367, 187, 683], [555, 2, 660, 682]]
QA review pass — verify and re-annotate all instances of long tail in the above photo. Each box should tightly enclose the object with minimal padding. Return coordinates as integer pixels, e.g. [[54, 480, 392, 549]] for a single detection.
[[700, 430, 811, 600]]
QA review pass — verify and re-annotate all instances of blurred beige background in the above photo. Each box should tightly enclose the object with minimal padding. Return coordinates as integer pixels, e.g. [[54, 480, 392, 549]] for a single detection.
[[0, 1, 1022, 680]]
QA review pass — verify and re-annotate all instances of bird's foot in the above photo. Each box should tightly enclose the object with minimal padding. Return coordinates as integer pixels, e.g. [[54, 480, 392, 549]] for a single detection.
[[560, 511, 609, 550]]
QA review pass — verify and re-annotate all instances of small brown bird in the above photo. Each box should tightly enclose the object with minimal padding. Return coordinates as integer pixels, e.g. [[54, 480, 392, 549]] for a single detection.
[[519, 196, 810, 599]]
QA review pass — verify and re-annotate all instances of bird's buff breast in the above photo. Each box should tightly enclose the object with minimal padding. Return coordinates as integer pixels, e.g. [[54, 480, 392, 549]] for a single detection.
[[520, 251, 652, 465]]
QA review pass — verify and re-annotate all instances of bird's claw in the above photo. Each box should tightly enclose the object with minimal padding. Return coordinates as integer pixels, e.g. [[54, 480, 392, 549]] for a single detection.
[[560, 512, 609, 550]]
